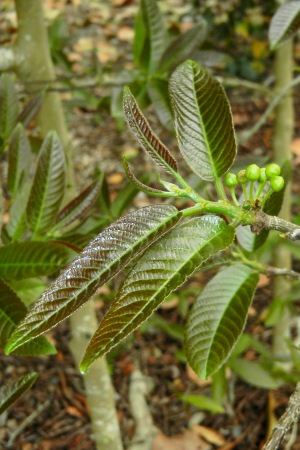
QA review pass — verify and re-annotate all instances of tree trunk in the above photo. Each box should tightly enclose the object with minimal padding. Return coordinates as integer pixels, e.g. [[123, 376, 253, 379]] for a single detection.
[[272, 39, 294, 359]]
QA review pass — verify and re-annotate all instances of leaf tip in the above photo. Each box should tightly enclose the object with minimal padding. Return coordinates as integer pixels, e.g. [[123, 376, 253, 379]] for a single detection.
[[79, 360, 90, 374]]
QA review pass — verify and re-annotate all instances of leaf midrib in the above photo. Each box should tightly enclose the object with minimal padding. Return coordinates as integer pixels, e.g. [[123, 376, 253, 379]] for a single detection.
[[97, 226, 231, 355]]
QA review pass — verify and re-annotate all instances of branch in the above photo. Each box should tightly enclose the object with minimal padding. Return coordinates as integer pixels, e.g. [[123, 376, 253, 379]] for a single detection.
[[250, 210, 300, 241], [263, 382, 300, 450], [265, 266, 300, 280], [216, 75, 273, 97], [238, 74, 300, 144]]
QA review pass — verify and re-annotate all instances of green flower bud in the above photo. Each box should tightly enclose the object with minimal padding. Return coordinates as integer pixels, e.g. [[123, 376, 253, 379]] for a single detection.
[[259, 168, 267, 183], [237, 169, 247, 184], [245, 164, 260, 181], [224, 172, 238, 188], [265, 163, 281, 179], [270, 175, 284, 192]]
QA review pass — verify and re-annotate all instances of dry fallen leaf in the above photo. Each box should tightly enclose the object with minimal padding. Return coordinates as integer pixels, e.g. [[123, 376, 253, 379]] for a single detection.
[[290, 137, 300, 156], [97, 41, 119, 63], [258, 273, 270, 289], [192, 424, 226, 446], [117, 25, 134, 41], [186, 364, 212, 387], [107, 173, 124, 184], [152, 430, 210, 450]]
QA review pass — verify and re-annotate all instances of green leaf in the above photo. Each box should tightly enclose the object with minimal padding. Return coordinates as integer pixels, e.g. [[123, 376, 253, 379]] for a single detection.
[[140, 0, 167, 73], [110, 172, 152, 218], [0, 74, 19, 152], [269, 1, 300, 49], [147, 80, 174, 132], [0, 278, 27, 346], [5, 205, 181, 354], [159, 20, 207, 74], [0, 372, 38, 415], [80, 216, 235, 372], [9, 278, 46, 307], [7, 123, 31, 195], [26, 131, 66, 234], [124, 86, 178, 175], [5, 183, 31, 241], [17, 93, 44, 128], [169, 60, 236, 181], [228, 358, 282, 389], [180, 394, 224, 414], [0, 241, 75, 280], [133, 6, 148, 69], [54, 180, 101, 230], [185, 264, 258, 379], [123, 157, 176, 198], [0, 278, 56, 356]]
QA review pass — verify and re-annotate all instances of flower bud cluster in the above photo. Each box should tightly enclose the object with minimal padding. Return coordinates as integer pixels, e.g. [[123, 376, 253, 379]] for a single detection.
[[224, 163, 284, 209]]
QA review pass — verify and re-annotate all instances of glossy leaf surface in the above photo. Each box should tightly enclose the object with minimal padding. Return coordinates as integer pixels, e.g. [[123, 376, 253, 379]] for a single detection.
[[0, 372, 38, 415], [26, 131, 66, 234], [6, 205, 181, 353], [55, 180, 101, 229], [170, 60, 236, 181], [0, 241, 75, 280], [80, 216, 235, 372], [124, 87, 178, 175], [269, 1, 300, 49], [0, 278, 56, 356], [7, 123, 31, 195], [185, 264, 258, 379]]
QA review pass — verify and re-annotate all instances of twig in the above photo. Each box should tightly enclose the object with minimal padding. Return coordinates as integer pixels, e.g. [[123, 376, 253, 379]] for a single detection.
[[265, 266, 300, 280], [251, 210, 300, 241], [217, 75, 273, 97], [7, 399, 51, 447], [238, 74, 300, 144], [262, 382, 300, 450]]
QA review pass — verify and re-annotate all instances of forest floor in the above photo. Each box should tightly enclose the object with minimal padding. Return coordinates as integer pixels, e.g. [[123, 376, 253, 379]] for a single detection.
[[1, 1, 300, 449]]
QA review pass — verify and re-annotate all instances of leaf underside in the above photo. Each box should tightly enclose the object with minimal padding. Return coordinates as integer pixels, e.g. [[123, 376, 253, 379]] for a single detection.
[[185, 264, 259, 379], [123, 86, 178, 175], [0, 372, 38, 415], [55, 180, 101, 229], [123, 157, 174, 197], [0, 241, 75, 281], [80, 216, 235, 372], [5, 205, 181, 354], [26, 131, 66, 234], [269, 1, 300, 49], [169, 60, 236, 181]]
